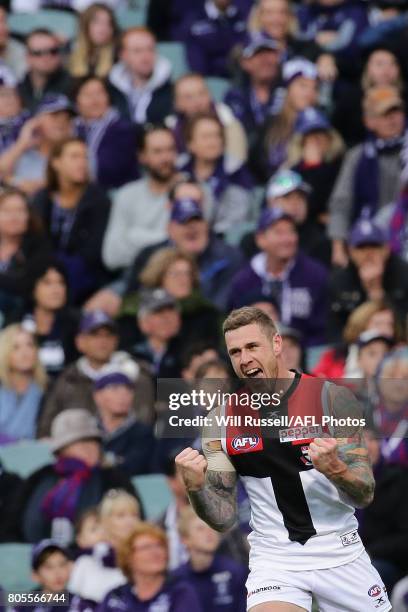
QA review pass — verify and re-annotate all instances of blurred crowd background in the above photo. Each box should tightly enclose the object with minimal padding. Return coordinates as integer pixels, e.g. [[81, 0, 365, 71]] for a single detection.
[[0, 0, 407, 610]]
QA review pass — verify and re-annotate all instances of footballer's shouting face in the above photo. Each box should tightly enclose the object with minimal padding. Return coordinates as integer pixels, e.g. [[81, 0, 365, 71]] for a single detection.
[[225, 322, 282, 380]]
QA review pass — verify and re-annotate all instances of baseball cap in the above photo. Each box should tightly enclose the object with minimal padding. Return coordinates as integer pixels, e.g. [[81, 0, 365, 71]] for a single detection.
[[0, 64, 17, 88], [32, 539, 69, 571], [36, 93, 75, 116], [241, 32, 280, 59], [170, 198, 203, 224], [348, 217, 387, 247], [266, 170, 311, 199], [79, 310, 117, 334], [256, 207, 296, 233], [363, 86, 403, 117], [295, 107, 331, 135], [138, 288, 177, 318], [282, 58, 318, 86], [94, 370, 133, 391], [50, 408, 102, 453], [357, 329, 394, 349]]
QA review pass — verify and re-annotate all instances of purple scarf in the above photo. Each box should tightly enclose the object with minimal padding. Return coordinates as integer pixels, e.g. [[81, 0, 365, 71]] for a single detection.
[[41, 457, 93, 521], [389, 187, 408, 254]]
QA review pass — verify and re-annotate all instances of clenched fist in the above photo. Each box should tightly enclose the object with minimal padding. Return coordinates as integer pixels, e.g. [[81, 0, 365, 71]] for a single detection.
[[309, 438, 347, 479], [175, 447, 207, 492]]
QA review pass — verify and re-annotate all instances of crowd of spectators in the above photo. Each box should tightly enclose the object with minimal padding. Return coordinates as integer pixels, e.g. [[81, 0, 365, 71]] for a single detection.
[[0, 0, 407, 610]]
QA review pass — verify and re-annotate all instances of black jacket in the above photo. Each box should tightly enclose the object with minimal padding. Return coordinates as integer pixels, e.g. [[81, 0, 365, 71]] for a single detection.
[[0, 466, 22, 542], [6, 463, 142, 543], [359, 461, 408, 571], [103, 418, 156, 477], [0, 231, 52, 306], [18, 68, 73, 113], [328, 254, 408, 341], [32, 184, 112, 304]]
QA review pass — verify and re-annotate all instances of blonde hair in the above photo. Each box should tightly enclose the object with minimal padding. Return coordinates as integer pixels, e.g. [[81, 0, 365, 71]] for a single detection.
[[343, 301, 393, 344], [69, 3, 118, 78], [99, 489, 140, 520], [223, 306, 278, 339], [117, 522, 168, 581], [248, 0, 297, 37], [0, 324, 47, 389], [139, 247, 199, 289], [286, 128, 345, 167]]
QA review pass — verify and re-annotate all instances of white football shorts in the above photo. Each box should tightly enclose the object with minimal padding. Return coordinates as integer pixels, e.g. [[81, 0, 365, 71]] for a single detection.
[[246, 550, 391, 611]]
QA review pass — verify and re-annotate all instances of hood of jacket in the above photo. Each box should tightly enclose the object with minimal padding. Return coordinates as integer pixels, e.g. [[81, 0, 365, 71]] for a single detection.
[[109, 55, 172, 96]]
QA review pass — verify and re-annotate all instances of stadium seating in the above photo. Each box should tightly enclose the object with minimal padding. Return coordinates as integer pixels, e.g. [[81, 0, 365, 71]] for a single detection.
[[116, 8, 147, 30], [306, 345, 332, 371], [132, 473, 173, 520], [157, 42, 189, 80], [8, 10, 78, 40], [0, 441, 53, 478], [205, 77, 231, 103], [0, 544, 35, 591]]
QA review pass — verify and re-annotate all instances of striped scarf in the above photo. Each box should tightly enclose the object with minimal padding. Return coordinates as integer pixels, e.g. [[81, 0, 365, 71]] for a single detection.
[[41, 457, 93, 521]]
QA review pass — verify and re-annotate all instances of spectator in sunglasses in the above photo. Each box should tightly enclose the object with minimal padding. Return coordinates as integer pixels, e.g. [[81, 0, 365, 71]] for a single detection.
[[18, 29, 73, 113]]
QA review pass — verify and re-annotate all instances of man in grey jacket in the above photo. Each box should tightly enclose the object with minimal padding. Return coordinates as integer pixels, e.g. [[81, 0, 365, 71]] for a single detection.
[[328, 85, 406, 267], [102, 125, 178, 271]]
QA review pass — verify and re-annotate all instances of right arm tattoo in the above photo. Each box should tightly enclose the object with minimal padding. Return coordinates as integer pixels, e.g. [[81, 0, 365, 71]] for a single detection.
[[188, 469, 238, 532]]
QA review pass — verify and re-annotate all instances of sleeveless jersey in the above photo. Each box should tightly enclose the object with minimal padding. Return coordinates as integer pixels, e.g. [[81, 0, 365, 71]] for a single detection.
[[218, 372, 365, 570]]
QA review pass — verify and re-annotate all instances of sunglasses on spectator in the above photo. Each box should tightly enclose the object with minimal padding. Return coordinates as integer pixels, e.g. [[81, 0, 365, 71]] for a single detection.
[[28, 47, 60, 57]]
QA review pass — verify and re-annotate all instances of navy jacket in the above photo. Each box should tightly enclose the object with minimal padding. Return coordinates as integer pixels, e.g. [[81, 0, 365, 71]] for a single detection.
[[32, 184, 112, 304], [172, 554, 248, 612], [103, 418, 156, 476], [98, 578, 202, 612], [224, 83, 284, 136], [75, 116, 139, 190], [183, 1, 247, 76], [228, 251, 328, 346]]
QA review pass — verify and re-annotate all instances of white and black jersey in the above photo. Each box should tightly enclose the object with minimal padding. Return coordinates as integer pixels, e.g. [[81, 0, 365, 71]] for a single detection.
[[203, 372, 365, 571]]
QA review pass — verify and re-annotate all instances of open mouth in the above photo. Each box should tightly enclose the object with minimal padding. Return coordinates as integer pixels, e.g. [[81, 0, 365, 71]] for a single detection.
[[244, 367, 264, 378]]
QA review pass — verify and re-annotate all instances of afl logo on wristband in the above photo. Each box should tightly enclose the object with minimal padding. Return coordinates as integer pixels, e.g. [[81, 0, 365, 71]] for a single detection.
[[368, 585, 382, 598]]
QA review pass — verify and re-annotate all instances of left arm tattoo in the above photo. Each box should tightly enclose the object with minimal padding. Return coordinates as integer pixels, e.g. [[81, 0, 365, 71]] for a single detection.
[[327, 384, 375, 508]]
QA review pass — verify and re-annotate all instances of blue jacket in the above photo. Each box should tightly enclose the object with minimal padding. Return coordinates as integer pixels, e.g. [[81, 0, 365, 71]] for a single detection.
[[224, 83, 284, 135], [98, 578, 202, 612], [183, 1, 247, 76], [297, 0, 368, 58], [172, 554, 247, 612], [228, 251, 328, 346]]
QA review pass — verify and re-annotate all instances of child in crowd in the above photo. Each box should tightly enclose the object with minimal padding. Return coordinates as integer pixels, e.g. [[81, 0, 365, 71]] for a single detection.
[[10, 540, 72, 612], [68, 490, 140, 608]]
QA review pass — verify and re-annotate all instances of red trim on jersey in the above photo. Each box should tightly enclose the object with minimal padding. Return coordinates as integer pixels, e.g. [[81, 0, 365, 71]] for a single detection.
[[225, 374, 328, 455]]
